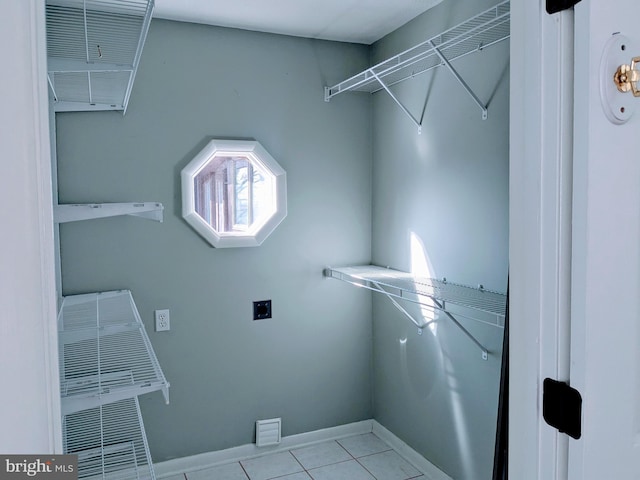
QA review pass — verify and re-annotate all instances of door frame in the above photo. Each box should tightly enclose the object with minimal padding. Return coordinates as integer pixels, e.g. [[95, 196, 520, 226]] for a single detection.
[[1, 0, 62, 452], [509, 1, 574, 479], [15, 0, 571, 466]]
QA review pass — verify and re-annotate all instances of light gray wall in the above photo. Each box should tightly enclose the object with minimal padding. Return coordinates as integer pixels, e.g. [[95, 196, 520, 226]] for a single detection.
[[370, 0, 509, 479], [56, 20, 373, 461]]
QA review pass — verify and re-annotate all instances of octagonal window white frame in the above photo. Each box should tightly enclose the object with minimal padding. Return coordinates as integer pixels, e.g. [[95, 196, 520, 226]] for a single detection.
[[181, 139, 287, 248]]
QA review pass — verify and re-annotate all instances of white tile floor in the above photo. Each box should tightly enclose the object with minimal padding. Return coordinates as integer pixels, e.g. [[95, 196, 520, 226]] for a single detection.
[[166, 433, 426, 480]]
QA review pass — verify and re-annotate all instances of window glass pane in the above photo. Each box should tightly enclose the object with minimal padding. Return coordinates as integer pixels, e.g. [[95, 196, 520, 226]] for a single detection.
[[215, 167, 226, 232], [194, 172, 215, 227], [234, 159, 249, 230], [252, 169, 268, 223]]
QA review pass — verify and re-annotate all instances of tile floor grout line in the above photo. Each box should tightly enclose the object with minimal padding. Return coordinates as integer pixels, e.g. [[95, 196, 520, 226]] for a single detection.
[[305, 458, 356, 473], [238, 460, 251, 480], [290, 439, 371, 477], [355, 456, 380, 480], [359, 459, 426, 480], [334, 439, 382, 480], [300, 457, 355, 471], [288, 448, 310, 479], [255, 451, 307, 480], [353, 447, 394, 460], [335, 438, 358, 461]]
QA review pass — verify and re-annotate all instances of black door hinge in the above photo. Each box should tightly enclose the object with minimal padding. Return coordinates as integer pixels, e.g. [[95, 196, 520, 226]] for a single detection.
[[543, 378, 582, 439], [546, 0, 582, 14]]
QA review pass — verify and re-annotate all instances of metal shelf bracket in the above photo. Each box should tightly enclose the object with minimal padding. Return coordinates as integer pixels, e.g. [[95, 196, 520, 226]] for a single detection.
[[369, 70, 424, 133], [430, 41, 489, 120], [54, 202, 164, 223]]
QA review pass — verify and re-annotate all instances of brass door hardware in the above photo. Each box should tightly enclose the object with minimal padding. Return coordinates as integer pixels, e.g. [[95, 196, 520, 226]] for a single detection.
[[600, 34, 638, 124], [614, 57, 640, 95]]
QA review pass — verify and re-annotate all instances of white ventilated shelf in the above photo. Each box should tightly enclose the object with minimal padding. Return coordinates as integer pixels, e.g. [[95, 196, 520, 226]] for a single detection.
[[325, 1, 510, 127], [46, 0, 154, 113], [325, 265, 507, 359], [58, 290, 169, 415], [63, 397, 155, 480]]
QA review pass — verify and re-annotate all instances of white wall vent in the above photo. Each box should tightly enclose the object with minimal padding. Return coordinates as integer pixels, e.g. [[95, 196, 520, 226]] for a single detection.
[[256, 418, 281, 447]]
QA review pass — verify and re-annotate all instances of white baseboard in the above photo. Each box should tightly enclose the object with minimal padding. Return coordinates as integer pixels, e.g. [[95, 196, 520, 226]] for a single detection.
[[153, 419, 452, 480]]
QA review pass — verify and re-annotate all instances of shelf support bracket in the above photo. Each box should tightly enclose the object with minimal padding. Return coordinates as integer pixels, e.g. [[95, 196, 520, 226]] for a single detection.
[[47, 74, 58, 102], [432, 298, 489, 360], [429, 41, 489, 120], [369, 70, 423, 134], [374, 281, 489, 359], [54, 202, 164, 223], [325, 267, 490, 359], [371, 281, 429, 332]]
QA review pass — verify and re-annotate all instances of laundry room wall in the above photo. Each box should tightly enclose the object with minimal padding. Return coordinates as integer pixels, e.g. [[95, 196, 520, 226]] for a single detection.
[[55, 19, 373, 462], [369, 0, 510, 478]]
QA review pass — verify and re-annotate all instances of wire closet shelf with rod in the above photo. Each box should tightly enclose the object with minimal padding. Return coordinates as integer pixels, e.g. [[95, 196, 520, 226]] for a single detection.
[[324, 265, 507, 360], [324, 0, 510, 130]]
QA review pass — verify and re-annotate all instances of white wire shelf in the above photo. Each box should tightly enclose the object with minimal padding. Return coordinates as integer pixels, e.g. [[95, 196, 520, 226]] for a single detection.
[[324, 1, 510, 126], [58, 290, 169, 415], [63, 397, 155, 480], [325, 265, 507, 359], [46, 0, 154, 113], [54, 202, 164, 223]]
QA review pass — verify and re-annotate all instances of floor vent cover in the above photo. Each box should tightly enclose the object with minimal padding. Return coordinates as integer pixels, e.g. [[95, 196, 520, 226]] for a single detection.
[[256, 418, 281, 447]]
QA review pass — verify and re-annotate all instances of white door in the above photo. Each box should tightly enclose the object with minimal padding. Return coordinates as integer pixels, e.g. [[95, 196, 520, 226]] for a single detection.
[[569, 0, 640, 478]]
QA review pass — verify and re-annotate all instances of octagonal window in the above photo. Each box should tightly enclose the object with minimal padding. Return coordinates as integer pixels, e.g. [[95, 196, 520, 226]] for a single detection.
[[182, 139, 287, 248]]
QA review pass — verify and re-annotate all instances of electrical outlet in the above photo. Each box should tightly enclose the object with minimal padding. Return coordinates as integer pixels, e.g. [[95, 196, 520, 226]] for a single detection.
[[155, 309, 170, 332], [253, 300, 272, 320]]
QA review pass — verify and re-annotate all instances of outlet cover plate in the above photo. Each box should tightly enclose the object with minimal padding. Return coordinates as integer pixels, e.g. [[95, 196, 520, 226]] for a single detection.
[[253, 300, 272, 320], [155, 309, 170, 331]]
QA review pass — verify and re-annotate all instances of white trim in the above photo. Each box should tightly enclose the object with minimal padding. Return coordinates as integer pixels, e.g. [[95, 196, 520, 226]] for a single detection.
[[508, 1, 544, 474], [0, 0, 61, 453], [510, 1, 575, 479], [181, 139, 287, 248], [32, 0, 63, 453], [154, 420, 450, 480], [50, 99, 63, 307]]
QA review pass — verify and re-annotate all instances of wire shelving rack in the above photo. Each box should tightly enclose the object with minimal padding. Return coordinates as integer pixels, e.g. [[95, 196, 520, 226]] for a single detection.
[[63, 397, 155, 480], [58, 290, 169, 480], [324, 1, 510, 127], [45, 0, 154, 113]]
